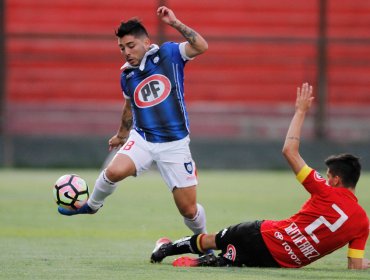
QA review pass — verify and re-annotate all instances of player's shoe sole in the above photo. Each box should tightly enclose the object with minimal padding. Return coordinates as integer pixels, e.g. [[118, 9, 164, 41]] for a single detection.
[[150, 237, 172, 263], [172, 256, 198, 267], [173, 253, 224, 267], [58, 203, 97, 216]]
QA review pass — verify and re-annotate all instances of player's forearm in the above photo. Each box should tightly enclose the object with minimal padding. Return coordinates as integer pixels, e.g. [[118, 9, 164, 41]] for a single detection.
[[283, 111, 305, 150], [348, 257, 370, 269], [348, 258, 368, 269], [170, 20, 208, 54], [283, 83, 313, 173], [282, 110, 306, 173], [117, 109, 132, 139]]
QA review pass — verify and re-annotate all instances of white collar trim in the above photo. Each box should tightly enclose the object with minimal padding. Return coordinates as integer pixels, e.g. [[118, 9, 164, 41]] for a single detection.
[[120, 44, 159, 71]]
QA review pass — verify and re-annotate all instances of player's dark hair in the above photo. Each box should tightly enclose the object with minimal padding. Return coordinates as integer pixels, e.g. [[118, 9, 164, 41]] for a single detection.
[[325, 153, 361, 188], [115, 18, 149, 38]]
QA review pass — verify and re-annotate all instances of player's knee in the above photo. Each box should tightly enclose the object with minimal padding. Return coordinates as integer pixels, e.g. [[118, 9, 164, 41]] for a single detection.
[[179, 204, 198, 219], [105, 166, 126, 182], [105, 157, 136, 182]]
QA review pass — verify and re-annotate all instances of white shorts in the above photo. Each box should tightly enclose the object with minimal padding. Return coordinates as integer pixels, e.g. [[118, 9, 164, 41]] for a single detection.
[[117, 130, 198, 191]]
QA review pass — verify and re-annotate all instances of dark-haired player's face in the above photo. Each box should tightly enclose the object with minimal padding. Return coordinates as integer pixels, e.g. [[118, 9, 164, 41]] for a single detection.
[[118, 35, 150, 66]]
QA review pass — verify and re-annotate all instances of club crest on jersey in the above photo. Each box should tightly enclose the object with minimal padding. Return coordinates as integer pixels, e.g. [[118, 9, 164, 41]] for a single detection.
[[134, 74, 171, 108], [314, 171, 326, 182], [153, 56, 159, 64], [223, 244, 236, 262], [184, 161, 193, 174]]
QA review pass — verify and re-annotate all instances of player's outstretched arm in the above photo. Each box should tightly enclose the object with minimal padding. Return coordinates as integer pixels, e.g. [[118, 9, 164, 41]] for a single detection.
[[348, 257, 370, 270], [109, 99, 132, 151], [282, 83, 314, 174], [157, 6, 208, 58]]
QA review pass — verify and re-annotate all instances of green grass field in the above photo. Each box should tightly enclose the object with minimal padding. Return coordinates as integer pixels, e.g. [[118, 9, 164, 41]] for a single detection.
[[1, 168, 369, 280]]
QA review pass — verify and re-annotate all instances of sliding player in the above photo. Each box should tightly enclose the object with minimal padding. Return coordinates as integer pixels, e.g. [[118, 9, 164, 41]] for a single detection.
[[151, 83, 369, 269]]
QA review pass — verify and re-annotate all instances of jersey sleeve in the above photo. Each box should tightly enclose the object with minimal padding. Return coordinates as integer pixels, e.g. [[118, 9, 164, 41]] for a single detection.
[[348, 218, 369, 258], [161, 41, 189, 66], [179, 42, 195, 61], [296, 165, 329, 195], [120, 73, 130, 99], [122, 91, 130, 99]]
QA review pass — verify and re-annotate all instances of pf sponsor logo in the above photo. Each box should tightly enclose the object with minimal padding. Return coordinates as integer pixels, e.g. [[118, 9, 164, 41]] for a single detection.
[[223, 244, 236, 262], [134, 74, 171, 108]]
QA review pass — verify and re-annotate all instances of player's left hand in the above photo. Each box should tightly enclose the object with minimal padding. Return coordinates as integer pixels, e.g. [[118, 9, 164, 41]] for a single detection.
[[157, 6, 177, 26], [295, 82, 314, 113], [362, 258, 370, 269]]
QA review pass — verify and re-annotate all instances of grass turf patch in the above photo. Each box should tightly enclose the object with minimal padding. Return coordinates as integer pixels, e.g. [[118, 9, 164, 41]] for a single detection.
[[1, 169, 369, 280]]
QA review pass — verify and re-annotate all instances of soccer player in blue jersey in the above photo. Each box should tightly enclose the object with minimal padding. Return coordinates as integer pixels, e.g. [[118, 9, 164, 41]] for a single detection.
[[58, 6, 210, 236]]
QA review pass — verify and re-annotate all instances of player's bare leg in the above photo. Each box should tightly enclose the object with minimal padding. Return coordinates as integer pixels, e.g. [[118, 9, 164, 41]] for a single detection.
[[104, 153, 136, 181], [172, 186, 207, 234], [89, 153, 136, 208], [172, 186, 197, 218]]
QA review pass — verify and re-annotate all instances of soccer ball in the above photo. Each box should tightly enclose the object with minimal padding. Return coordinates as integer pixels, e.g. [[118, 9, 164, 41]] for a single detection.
[[53, 174, 89, 210]]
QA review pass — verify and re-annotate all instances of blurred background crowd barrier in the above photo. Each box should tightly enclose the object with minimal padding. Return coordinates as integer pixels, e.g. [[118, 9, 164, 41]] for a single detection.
[[0, 0, 369, 169]]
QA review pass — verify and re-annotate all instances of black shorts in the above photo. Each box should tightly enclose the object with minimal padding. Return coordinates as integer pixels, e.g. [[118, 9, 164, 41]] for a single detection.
[[215, 220, 280, 267]]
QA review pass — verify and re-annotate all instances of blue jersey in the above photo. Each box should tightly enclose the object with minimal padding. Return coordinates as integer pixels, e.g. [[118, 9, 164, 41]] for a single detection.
[[120, 42, 191, 143]]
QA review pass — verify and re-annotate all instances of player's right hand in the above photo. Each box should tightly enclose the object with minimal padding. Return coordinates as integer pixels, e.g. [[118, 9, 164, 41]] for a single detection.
[[108, 134, 126, 151], [157, 6, 177, 26]]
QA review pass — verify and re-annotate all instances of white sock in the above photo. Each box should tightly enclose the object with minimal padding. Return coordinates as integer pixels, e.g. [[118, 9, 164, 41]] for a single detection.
[[87, 170, 117, 211], [184, 203, 207, 234]]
